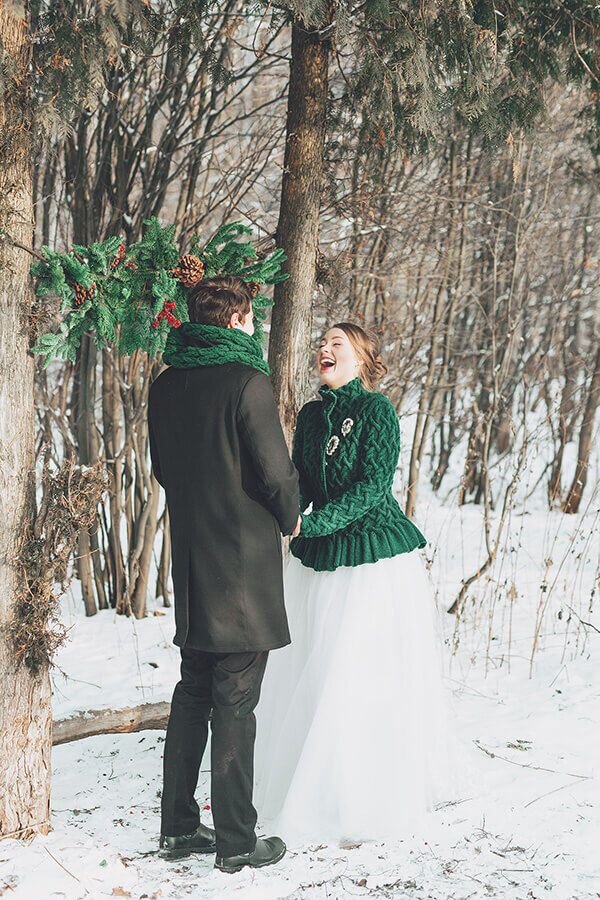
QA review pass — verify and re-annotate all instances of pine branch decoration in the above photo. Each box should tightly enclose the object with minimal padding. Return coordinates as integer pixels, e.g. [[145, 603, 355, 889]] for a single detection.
[[31, 218, 288, 366]]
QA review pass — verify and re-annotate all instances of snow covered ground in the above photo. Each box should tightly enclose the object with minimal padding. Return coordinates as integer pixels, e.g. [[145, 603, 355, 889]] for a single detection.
[[1, 477, 599, 898]]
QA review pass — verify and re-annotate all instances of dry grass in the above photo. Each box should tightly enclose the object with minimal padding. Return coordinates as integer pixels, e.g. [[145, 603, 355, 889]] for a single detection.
[[10, 455, 107, 673]]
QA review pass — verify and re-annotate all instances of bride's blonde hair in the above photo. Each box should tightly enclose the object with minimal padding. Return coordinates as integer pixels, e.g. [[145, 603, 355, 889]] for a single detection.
[[332, 322, 388, 391]]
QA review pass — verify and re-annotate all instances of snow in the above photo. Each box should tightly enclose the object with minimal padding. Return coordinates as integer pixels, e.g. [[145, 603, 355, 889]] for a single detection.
[[1, 462, 599, 898]]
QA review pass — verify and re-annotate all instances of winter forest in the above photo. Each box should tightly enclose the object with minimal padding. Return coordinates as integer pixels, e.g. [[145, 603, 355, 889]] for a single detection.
[[0, 2, 598, 898]]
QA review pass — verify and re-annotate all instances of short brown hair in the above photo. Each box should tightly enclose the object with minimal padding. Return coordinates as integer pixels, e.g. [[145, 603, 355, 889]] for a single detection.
[[187, 276, 252, 327], [331, 322, 388, 390]]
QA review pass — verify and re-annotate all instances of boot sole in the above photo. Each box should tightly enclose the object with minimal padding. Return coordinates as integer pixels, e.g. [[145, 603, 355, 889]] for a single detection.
[[215, 844, 286, 874], [158, 843, 217, 860]]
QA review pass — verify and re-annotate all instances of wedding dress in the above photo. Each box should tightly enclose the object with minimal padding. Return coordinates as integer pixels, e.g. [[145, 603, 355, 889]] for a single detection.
[[254, 549, 452, 845]]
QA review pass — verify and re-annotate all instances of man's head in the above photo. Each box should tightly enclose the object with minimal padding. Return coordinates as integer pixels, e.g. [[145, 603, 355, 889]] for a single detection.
[[187, 276, 255, 335]]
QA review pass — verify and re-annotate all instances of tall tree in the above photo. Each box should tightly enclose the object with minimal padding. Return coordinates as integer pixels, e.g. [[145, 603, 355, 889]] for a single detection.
[[0, 0, 51, 840], [268, 15, 332, 440]]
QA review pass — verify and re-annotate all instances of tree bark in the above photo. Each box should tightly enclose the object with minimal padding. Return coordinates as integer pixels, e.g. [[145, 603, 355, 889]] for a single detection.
[[102, 349, 126, 609], [268, 18, 331, 440], [52, 702, 171, 746], [73, 336, 100, 616], [562, 344, 600, 514], [0, 0, 52, 840]]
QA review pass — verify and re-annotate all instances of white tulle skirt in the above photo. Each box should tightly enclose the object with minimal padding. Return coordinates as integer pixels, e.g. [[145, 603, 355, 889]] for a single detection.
[[254, 550, 454, 845]]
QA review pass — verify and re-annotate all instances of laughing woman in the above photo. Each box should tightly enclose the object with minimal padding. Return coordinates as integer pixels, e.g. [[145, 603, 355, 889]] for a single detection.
[[255, 322, 451, 844]]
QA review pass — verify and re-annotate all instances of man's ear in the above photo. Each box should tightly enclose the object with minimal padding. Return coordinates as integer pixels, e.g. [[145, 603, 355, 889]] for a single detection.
[[228, 312, 239, 329]]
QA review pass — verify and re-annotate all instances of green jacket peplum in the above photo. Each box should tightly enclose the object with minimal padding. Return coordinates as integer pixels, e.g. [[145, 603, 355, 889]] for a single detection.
[[291, 377, 426, 572]]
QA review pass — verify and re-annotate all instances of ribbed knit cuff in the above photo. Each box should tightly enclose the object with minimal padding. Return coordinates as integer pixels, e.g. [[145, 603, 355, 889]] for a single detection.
[[300, 511, 316, 537]]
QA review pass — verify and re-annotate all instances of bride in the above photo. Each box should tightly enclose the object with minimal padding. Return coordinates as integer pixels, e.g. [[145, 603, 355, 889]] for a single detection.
[[255, 322, 451, 844]]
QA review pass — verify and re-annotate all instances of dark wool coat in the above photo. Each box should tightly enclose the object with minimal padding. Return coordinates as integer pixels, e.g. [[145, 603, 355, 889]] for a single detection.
[[148, 363, 299, 652]]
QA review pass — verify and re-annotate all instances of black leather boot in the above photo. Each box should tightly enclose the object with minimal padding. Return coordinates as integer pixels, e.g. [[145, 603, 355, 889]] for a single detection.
[[158, 822, 217, 860], [215, 836, 286, 874]]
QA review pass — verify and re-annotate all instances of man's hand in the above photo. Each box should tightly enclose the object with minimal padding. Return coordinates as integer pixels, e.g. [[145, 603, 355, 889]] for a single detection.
[[291, 515, 302, 538]]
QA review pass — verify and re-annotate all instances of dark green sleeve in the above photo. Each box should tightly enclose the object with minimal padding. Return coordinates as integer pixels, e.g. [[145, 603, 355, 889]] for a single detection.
[[300, 395, 400, 538], [292, 404, 313, 513]]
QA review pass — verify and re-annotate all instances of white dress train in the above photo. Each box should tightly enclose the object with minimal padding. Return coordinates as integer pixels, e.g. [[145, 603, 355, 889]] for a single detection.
[[254, 550, 453, 845]]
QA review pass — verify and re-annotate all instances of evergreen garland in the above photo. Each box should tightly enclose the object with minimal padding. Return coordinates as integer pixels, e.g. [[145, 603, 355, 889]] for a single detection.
[[31, 218, 287, 366]]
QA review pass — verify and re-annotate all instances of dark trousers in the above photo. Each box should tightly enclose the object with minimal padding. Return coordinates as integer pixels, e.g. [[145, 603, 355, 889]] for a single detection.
[[161, 646, 269, 858]]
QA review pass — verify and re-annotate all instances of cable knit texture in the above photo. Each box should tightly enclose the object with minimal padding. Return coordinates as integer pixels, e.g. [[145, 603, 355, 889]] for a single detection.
[[291, 377, 426, 571], [163, 322, 270, 375]]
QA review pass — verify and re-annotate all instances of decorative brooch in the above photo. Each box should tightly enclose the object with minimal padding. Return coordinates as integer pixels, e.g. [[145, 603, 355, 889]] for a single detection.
[[325, 418, 355, 459], [326, 435, 340, 456]]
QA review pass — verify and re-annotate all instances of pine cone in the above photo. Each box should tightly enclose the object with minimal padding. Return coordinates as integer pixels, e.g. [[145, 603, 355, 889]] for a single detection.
[[172, 254, 205, 287], [73, 282, 96, 306], [247, 281, 261, 298]]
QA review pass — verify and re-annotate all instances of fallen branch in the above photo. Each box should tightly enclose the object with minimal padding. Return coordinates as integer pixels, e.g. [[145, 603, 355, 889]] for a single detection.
[[473, 740, 591, 780], [52, 701, 171, 746], [524, 777, 588, 809]]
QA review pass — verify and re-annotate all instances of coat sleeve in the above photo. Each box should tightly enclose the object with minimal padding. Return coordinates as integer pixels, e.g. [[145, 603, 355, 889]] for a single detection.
[[292, 403, 314, 513], [300, 395, 400, 538], [148, 390, 164, 488], [237, 372, 300, 536]]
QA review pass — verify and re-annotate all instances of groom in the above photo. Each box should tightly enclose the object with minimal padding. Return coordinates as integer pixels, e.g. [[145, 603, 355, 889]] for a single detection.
[[148, 276, 300, 873]]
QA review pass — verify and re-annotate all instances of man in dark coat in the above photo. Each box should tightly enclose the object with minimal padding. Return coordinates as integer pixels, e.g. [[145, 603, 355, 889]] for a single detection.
[[148, 276, 300, 873]]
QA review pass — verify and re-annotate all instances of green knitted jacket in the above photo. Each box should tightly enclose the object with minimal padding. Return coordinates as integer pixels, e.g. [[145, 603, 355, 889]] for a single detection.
[[290, 377, 426, 571]]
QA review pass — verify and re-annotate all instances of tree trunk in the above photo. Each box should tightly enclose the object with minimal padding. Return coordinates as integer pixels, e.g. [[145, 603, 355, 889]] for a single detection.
[[548, 211, 590, 508], [102, 349, 126, 609], [73, 335, 100, 615], [562, 344, 600, 514], [268, 18, 331, 440], [130, 477, 160, 618], [547, 330, 578, 506], [0, 0, 52, 840]]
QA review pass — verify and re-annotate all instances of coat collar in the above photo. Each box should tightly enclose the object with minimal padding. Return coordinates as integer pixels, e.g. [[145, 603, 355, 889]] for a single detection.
[[318, 377, 366, 407]]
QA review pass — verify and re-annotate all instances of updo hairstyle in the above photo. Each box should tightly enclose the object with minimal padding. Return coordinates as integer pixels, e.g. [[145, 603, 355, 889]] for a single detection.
[[331, 322, 388, 390]]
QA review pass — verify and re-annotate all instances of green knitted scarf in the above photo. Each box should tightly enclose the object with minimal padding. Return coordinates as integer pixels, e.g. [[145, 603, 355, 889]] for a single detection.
[[163, 322, 270, 376]]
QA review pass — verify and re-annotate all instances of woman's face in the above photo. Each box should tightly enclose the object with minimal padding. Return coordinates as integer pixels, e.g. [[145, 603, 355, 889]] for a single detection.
[[317, 327, 361, 388]]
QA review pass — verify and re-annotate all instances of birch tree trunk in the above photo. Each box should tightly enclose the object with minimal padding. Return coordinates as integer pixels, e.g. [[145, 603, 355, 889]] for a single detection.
[[268, 19, 331, 440], [0, 0, 52, 839]]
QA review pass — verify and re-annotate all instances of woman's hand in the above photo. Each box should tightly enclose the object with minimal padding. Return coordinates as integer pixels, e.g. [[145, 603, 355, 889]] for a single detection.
[[292, 514, 302, 537]]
